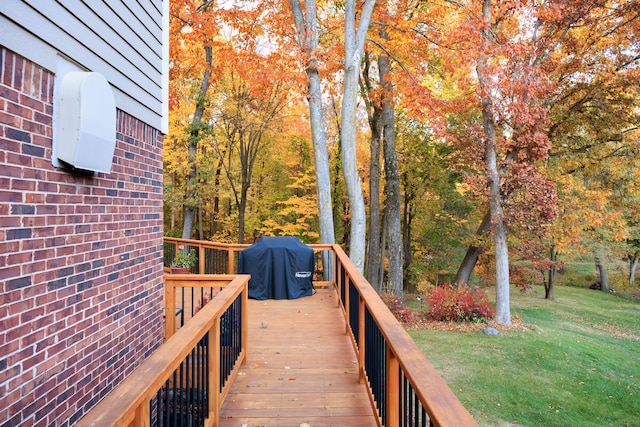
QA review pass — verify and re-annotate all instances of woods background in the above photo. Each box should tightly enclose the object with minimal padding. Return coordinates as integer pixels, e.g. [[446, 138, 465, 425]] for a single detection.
[[164, 0, 640, 318]]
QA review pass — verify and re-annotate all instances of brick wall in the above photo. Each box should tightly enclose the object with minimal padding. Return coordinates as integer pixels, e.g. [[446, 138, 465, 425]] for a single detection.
[[0, 48, 165, 426]]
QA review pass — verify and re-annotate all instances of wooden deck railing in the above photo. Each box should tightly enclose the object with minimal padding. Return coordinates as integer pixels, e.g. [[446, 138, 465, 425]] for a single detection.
[[163, 237, 247, 276], [331, 244, 477, 427], [76, 274, 249, 427], [163, 237, 477, 427], [163, 237, 336, 287], [80, 237, 475, 426]]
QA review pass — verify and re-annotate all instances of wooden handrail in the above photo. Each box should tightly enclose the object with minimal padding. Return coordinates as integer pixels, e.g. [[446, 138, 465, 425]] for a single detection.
[[161, 237, 477, 426], [331, 244, 478, 427], [163, 237, 248, 274], [164, 273, 249, 340], [163, 237, 336, 285], [77, 275, 249, 427]]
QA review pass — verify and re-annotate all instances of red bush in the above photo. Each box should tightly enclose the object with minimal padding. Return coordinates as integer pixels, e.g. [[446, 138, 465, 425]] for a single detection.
[[381, 293, 413, 323], [427, 284, 494, 322]]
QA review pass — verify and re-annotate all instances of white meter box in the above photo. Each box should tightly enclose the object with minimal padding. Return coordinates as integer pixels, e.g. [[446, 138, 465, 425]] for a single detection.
[[54, 71, 116, 173]]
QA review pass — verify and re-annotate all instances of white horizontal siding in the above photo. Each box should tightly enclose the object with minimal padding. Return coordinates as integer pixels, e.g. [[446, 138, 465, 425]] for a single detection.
[[0, 0, 166, 133]]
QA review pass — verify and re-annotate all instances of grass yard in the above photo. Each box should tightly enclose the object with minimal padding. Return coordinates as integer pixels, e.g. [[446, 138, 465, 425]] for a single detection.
[[408, 286, 640, 427]]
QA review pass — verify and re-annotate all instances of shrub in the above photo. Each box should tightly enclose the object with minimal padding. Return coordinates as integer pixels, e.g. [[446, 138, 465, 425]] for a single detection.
[[172, 246, 197, 268], [427, 284, 494, 322], [381, 293, 413, 323]]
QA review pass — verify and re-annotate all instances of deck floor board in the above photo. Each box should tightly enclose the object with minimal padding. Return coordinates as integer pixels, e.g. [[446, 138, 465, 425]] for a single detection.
[[219, 289, 377, 427]]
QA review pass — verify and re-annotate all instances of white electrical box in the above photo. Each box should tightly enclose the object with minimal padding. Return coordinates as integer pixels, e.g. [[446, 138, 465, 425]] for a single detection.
[[54, 71, 116, 173]]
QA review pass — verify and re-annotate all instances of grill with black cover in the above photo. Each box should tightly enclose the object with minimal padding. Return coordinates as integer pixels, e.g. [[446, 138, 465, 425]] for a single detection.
[[238, 236, 314, 300]]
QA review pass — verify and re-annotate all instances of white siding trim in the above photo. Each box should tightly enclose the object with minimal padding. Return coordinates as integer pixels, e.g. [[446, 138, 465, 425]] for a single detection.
[[161, 0, 169, 134], [0, 0, 166, 132]]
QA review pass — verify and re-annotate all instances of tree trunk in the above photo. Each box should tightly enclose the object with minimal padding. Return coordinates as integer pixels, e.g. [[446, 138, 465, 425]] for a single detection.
[[595, 254, 611, 292], [341, 0, 377, 272], [479, 0, 510, 325], [237, 133, 259, 245], [629, 251, 639, 287], [182, 44, 213, 240], [362, 51, 382, 290], [402, 179, 414, 286], [341, 38, 366, 272], [212, 153, 224, 237], [365, 124, 381, 287], [238, 183, 249, 244], [289, 0, 336, 279], [309, 64, 336, 278], [170, 172, 176, 231], [333, 133, 347, 246], [181, 135, 198, 240], [379, 48, 403, 297], [219, 80, 284, 245], [197, 205, 204, 240], [545, 242, 557, 300], [454, 210, 491, 288], [379, 210, 388, 292]]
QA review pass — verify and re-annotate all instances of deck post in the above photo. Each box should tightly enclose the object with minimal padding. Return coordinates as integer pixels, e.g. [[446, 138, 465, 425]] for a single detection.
[[241, 279, 249, 364], [386, 347, 400, 427], [227, 248, 235, 273], [199, 245, 205, 274], [165, 277, 175, 340], [132, 400, 150, 427], [209, 317, 221, 427]]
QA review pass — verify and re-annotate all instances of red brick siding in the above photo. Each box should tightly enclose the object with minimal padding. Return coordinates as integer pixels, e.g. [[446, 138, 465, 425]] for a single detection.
[[0, 48, 165, 426]]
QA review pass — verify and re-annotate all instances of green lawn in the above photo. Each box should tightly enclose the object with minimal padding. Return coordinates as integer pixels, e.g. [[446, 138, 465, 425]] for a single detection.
[[408, 286, 640, 427]]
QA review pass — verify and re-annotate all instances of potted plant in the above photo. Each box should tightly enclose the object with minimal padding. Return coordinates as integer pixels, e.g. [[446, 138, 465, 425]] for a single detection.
[[171, 246, 196, 274]]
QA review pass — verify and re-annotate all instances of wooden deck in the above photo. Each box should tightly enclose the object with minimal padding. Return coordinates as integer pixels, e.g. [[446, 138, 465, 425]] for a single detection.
[[219, 288, 378, 427]]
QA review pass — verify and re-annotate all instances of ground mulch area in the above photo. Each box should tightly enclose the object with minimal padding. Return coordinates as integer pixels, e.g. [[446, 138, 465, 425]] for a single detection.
[[397, 293, 530, 333], [403, 312, 530, 333]]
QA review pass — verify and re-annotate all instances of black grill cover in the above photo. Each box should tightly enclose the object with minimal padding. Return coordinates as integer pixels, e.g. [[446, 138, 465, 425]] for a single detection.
[[238, 236, 314, 300]]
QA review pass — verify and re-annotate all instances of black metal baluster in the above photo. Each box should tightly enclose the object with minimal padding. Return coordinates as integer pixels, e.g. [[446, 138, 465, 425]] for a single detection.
[[179, 287, 185, 328], [410, 380, 413, 426], [172, 370, 178, 426], [162, 379, 169, 426], [188, 348, 194, 425], [204, 331, 209, 420], [195, 342, 200, 425], [402, 374, 407, 426], [152, 389, 159, 426], [349, 281, 359, 345], [190, 287, 195, 318]]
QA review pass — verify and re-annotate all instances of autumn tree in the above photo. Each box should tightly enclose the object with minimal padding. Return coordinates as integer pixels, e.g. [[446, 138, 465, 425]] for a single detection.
[[260, 135, 320, 242], [164, 0, 640, 306], [373, 17, 404, 297], [215, 70, 289, 243], [168, 1, 223, 240], [288, 0, 336, 253], [421, 1, 566, 323], [361, 50, 384, 291], [541, 0, 640, 294], [340, 0, 377, 272], [396, 115, 471, 289], [473, 0, 510, 324], [404, 1, 639, 305], [448, 0, 638, 300], [361, 39, 403, 295]]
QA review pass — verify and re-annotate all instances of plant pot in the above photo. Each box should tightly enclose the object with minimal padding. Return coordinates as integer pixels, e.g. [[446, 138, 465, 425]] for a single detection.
[[170, 267, 191, 274]]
